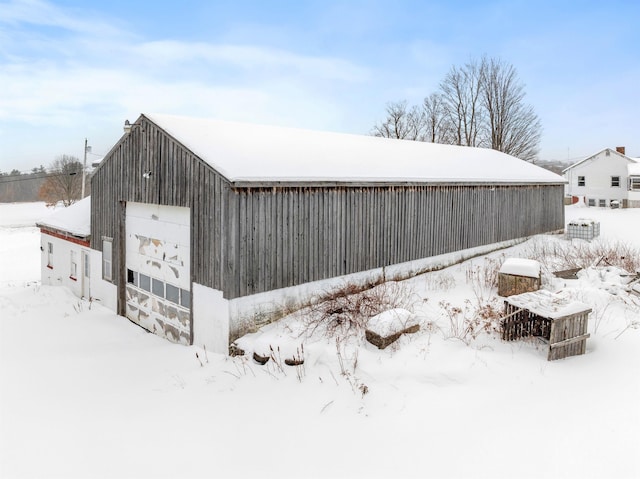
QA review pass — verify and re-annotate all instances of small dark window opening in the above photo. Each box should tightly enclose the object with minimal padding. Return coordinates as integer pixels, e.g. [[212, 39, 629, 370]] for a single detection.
[[127, 269, 138, 286], [611, 176, 620, 187], [578, 176, 585, 187]]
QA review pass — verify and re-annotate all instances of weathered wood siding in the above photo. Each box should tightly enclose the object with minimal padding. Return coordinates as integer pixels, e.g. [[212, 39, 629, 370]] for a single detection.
[[225, 184, 564, 298], [92, 115, 564, 306], [90, 117, 228, 315]]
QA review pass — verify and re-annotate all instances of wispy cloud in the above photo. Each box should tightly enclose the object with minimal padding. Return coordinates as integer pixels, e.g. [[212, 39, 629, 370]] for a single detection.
[[0, 0, 373, 167], [0, 0, 369, 128]]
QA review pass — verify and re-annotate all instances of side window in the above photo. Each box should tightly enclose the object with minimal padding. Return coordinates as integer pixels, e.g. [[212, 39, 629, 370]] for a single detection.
[[598, 199, 606, 207], [578, 176, 585, 187], [47, 242, 53, 268], [70, 250, 78, 279], [587, 198, 595, 207], [102, 238, 113, 282], [611, 176, 620, 187]]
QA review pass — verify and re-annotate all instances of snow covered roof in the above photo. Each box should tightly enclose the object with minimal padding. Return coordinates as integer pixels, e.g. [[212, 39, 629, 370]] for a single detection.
[[36, 197, 91, 238], [143, 113, 565, 185], [562, 148, 634, 174], [505, 290, 591, 320], [629, 162, 640, 175]]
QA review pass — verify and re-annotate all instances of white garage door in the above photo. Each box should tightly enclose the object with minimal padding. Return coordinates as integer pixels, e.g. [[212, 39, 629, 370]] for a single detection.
[[124, 202, 191, 344]]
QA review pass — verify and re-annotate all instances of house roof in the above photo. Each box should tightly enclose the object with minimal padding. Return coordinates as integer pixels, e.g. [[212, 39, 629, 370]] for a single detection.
[[629, 162, 640, 176], [562, 148, 635, 174], [142, 113, 565, 185], [36, 196, 91, 238]]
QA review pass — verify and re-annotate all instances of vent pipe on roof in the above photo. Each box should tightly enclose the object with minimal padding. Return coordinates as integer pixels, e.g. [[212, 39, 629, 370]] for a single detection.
[[616, 146, 626, 155], [123, 120, 132, 134]]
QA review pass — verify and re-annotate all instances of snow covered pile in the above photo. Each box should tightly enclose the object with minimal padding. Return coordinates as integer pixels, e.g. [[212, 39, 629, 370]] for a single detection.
[[498, 258, 540, 278]]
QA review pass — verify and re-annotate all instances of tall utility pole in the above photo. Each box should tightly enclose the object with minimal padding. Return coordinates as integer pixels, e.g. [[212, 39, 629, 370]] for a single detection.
[[81, 138, 91, 198]]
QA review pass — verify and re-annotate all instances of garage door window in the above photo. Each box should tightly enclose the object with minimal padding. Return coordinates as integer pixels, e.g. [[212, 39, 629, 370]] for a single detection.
[[180, 289, 191, 309], [152, 278, 164, 298], [127, 269, 138, 287], [166, 283, 180, 304], [139, 273, 151, 292]]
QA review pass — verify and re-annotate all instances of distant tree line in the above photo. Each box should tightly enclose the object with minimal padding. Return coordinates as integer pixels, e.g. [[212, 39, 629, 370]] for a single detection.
[[372, 56, 542, 162], [0, 166, 47, 203], [0, 155, 89, 205]]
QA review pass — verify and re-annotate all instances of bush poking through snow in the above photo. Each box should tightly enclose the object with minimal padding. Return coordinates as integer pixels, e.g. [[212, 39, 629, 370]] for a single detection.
[[526, 238, 640, 275], [284, 345, 305, 382], [439, 298, 502, 344], [465, 255, 504, 302], [302, 281, 416, 341]]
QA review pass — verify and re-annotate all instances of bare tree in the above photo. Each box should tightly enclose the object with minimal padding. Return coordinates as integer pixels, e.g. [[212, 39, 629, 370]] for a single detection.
[[440, 59, 485, 147], [422, 92, 451, 143], [371, 56, 542, 162], [371, 101, 426, 140], [480, 57, 542, 162], [39, 155, 83, 206]]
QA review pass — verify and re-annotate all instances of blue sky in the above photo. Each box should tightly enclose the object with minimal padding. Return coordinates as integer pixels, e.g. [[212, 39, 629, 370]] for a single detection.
[[1, 0, 638, 172]]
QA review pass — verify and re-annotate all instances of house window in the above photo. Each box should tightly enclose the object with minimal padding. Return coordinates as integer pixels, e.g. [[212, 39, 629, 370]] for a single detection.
[[47, 242, 53, 268], [587, 198, 595, 207], [578, 176, 585, 187], [70, 250, 78, 279], [599, 199, 606, 207], [84, 252, 90, 278], [630, 177, 640, 191], [102, 238, 113, 282], [611, 176, 620, 187]]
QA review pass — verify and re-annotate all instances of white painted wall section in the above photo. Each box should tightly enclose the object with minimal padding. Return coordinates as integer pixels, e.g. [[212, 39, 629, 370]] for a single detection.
[[192, 283, 229, 355], [40, 233, 85, 298]]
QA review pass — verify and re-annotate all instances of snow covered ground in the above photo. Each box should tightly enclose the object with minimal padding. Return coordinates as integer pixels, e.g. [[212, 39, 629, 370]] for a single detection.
[[1, 201, 639, 479]]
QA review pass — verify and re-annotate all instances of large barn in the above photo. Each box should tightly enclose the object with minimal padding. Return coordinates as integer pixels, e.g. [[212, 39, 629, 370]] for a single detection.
[[87, 113, 565, 353]]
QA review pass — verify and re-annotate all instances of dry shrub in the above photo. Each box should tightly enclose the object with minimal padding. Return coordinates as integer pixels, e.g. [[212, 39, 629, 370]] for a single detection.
[[526, 238, 640, 274], [424, 271, 457, 291], [465, 255, 504, 302], [302, 281, 416, 341], [439, 298, 502, 343]]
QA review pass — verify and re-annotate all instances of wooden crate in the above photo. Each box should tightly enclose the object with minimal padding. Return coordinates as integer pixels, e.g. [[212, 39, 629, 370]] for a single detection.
[[498, 258, 541, 297], [501, 290, 591, 361]]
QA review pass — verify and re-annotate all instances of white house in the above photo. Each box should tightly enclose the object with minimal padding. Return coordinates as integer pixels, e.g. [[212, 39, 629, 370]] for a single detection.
[[36, 197, 116, 310], [563, 147, 639, 207]]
